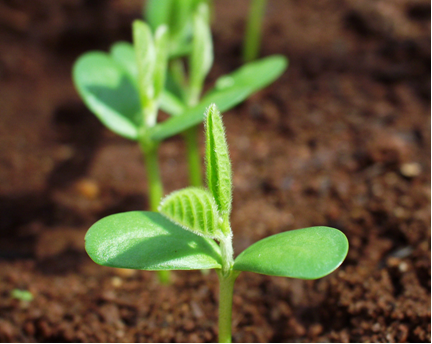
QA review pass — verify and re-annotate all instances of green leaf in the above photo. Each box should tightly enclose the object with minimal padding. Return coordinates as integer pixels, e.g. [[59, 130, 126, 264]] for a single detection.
[[159, 187, 222, 239], [85, 211, 222, 270], [73, 52, 141, 140], [133, 20, 156, 109], [233, 227, 349, 279], [110, 41, 137, 84], [150, 87, 250, 141], [153, 25, 169, 100], [205, 104, 232, 221], [188, 3, 213, 102], [207, 55, 288, 99], [145, 0, 173, 32], [160, 90, 186, 116]]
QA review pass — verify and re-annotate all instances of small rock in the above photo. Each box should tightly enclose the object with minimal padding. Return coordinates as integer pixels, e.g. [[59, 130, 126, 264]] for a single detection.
[[111, 276, 123, 288], [74, 179, 100, 199], [400, 162, 421, 178]]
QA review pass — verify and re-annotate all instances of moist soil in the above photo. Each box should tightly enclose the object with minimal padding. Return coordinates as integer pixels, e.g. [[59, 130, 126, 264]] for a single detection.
[[0, 0, 430, 342]]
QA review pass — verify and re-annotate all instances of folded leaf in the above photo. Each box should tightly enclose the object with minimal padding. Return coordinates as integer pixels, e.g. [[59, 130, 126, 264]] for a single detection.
[[85, 211, 222, 270], [205, 105, 232, 222], [234, 227, 348, 279], [150, 87, 250, 141], [207, 55, 288, 99], [159, 187, 222, 239], [73, 52, 141, 140], [189, 2, 213, 102]]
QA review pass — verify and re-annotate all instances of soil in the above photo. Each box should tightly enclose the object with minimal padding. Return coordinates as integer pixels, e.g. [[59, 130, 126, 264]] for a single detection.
[[0, 0, 430, 342]]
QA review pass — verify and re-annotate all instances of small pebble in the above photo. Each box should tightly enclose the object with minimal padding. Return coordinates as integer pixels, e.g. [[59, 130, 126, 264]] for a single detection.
[[111, 276, 123, 288], [400, 162, 421, 177], [113, 268, 136, 278], [75, 179, 100, 199]]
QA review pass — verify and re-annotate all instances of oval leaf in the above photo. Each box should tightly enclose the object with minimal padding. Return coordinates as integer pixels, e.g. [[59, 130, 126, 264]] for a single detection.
[[149, 87, 250, 141], [234, 227, 349, 279], [205, 104, 232, 222], [159, 187, 221, 239], [73, 52, 141, 140], [85, 211, 222, 270], [211, 55, 288, 96]]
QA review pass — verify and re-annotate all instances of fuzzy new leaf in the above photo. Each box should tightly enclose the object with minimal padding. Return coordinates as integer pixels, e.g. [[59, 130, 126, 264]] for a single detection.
[[159, 187, 222, 239], [205, 104, 232, 221], [85, 211, 222, 270], [234, 227, 349, 279], [72, 52, 141, 140]]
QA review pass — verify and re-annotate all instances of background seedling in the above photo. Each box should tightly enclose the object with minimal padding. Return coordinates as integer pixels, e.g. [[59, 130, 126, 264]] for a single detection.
[[243, 0, 267, 62], [11, 289, 33, 302], [146, 1, 287, 186], [85, 104, 349, 343]]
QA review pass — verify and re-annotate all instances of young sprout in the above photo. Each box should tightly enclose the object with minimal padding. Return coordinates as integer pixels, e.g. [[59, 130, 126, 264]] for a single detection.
[[11, 289, 33, 302], [243, 0, 267, 62], [85, 104, 349, 343]]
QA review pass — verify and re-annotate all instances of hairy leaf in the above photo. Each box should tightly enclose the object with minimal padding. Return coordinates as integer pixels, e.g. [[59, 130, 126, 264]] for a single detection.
[[234, 227, 349, 279], [85, 211, 222, 270], [205, 104, 232, 221], [73, 52, 141, 140], [159, 187, 222, 239], [150, 87, 250, 140]]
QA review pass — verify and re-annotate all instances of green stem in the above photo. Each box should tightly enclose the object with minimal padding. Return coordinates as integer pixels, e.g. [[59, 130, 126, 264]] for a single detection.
[[218, 270, 240, 343], [183, 126, 203, 187], [243, 0, 267, 62], [139, 138, 171, 285]]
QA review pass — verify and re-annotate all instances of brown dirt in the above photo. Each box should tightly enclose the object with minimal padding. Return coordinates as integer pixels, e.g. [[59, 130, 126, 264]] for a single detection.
[[0, 0, 430, 342]]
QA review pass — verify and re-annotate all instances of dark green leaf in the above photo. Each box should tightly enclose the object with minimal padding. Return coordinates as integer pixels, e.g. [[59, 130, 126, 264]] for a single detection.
[[73, 52, 141, 140], [85, 211, 222, 270], [159, 187, 221, 239], [234, 227, 348, 279], [149, 87, 250, 140], [205, 105, 232, 221]]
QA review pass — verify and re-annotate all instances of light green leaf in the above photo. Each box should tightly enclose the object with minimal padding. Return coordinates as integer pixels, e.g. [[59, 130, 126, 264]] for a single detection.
[[207, 55, 288, 98], [189, 3, 213, 103], [150, 87, 250, 141], [234, 227, 349, 279], [205, 104, 232, 221], [72, 52, 141, 140], [110, 41, 137, 84], [159, 187, 222, 239], [160, 90, 186, 116], [145, 0, 173, 32], [153, 25, 169, 100], [133, 20, 156, 108], [85, 211, 222, 270]]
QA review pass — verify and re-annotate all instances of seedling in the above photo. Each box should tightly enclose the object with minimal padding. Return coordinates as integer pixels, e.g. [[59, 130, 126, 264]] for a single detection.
[[11, 289, 33, 302], [243, 0, 267, 62], [85, 104, 349, 342], [148, 1, 287, 187]]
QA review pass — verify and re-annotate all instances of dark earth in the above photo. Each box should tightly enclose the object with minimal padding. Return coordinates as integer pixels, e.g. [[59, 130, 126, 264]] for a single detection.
[[0, 0, 430, 342]]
